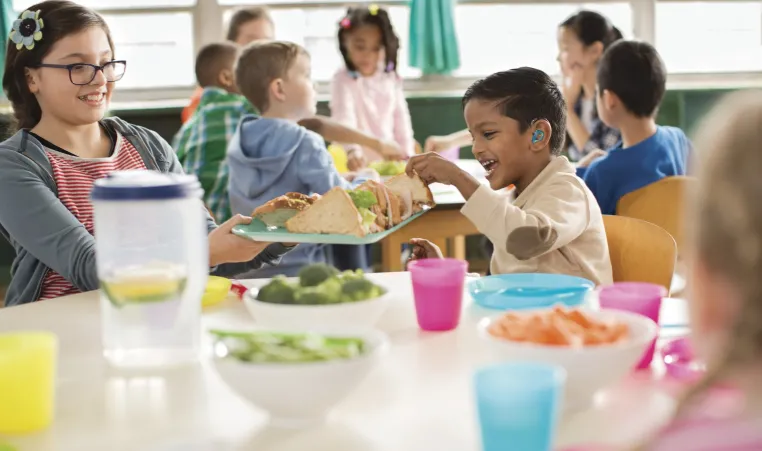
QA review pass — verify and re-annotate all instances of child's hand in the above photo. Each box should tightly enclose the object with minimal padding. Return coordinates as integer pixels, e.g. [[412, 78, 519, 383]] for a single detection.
[[577, 149, 607, 168], [424, 135, 454, 154], [408, 238, 444, 264], [562, 66, 584, 108], [342, 172, 358, 182], [209, 215, 269, 267], [347, 148, 367, 172], [376, 139, 405, 160], [406, 152, 464, 186]]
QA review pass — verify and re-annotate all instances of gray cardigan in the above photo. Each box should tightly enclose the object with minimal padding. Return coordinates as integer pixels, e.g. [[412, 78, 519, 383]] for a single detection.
[[0, 117, 290, 306]]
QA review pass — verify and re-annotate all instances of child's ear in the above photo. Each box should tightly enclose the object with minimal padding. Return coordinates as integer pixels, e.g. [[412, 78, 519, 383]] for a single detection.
[[218, 69, 235, 90], [601, 89, 619, 112], [269, 78, 287, 103], [25, 67, 39, 94], [529, 119, 552, 152], [589, 41, 605, 61]]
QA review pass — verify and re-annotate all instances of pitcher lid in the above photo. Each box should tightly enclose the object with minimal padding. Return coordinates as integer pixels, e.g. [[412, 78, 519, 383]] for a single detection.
[[91, 170, 203, 201]]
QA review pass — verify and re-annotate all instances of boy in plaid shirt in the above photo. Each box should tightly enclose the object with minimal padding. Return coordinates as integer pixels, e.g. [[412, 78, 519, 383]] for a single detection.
[[173, 42, 250, 222]]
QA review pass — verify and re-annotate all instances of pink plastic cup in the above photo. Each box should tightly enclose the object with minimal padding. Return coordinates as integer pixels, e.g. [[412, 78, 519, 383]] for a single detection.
[[408, 258, 468, 331], [599, 282, 666, 369]]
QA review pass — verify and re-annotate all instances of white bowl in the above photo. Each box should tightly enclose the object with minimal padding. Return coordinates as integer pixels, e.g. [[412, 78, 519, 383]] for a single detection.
[[244, 287, 391, 329], [211, 328, 388, 427], [478, 309, 658, 412]]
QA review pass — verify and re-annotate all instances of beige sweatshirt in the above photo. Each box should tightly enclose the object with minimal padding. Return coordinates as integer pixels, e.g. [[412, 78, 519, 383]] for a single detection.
[[461, 156, 613, 285]]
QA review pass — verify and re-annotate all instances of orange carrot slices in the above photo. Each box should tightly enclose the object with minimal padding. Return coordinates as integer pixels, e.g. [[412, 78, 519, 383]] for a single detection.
[[487, 306, 629, 347]]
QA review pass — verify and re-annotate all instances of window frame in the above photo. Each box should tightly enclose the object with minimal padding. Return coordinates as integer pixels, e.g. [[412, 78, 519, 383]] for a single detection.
[[88, 0, 762, 106]]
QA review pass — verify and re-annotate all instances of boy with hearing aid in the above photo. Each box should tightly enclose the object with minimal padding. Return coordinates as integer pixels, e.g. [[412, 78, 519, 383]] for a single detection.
[[407, 67, 612, 286]]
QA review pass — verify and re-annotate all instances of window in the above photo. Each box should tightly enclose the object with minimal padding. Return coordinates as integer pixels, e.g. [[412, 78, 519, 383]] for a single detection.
[[656, 1, 762, 73], [11, 1, 195, 89], [104, 13, 195, 89], [7, 0, 759, 95], [454, 2, 633, 77], [225, 5, 417, 81], [13, 0, 194, 9]]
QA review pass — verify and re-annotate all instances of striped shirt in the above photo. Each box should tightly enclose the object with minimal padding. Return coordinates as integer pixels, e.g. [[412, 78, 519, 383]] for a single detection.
[[38, 131, 146, 300]]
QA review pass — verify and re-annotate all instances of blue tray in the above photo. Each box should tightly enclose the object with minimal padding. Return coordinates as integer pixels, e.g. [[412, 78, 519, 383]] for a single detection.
[[232, 208, 430, 245], [468, 273, 595, 311]]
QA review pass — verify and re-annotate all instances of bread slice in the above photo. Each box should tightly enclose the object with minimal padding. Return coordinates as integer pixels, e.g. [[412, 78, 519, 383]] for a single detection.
[[285, 187, 366, 237], [385, 174, 435, 206], [252, 192, 318, 228], [384, 173, 435, 219]]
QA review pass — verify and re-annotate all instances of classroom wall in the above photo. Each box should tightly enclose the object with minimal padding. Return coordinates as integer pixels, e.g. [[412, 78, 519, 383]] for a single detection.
[[0, 88, 739, 288]]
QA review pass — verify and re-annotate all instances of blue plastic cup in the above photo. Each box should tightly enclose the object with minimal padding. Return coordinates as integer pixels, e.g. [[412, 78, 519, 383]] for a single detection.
[[474, 363, 566, 451]]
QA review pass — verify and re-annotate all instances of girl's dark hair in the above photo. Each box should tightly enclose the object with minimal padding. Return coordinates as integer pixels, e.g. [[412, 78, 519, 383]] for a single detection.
[[337, 6, 399, 74], [560, 10, 623, 50], [225, 6, 273, 42], [2, 0, 114, 130]]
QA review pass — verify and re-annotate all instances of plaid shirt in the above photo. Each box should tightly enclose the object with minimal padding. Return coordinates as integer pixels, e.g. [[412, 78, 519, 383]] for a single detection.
[[567, 97, 621, 161], [172, 87, 256, 222]]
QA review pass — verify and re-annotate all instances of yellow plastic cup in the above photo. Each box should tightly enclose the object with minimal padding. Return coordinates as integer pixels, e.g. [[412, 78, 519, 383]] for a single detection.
[[327, 144, 348, 173], [202, 276, 232, 308], [0, 332, 57, 434]]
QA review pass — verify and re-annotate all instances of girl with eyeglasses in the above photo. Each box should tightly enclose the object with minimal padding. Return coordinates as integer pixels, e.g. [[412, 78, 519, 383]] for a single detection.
[[0, 0, 292, 306]]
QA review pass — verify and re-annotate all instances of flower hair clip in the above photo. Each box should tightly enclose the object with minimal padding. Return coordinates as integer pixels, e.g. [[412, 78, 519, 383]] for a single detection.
[[368, 4, 379, 15], [340, 17, 351, 29], [10, 9, 44, 51]]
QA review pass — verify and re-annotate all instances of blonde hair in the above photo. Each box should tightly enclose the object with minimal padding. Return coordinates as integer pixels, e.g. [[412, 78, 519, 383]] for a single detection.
[[234, 40, 308, 113], [633, 90, 762, 450]]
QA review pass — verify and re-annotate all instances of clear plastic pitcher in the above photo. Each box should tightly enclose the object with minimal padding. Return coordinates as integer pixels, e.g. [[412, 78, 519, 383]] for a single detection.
[[91, 170, 208, 368]]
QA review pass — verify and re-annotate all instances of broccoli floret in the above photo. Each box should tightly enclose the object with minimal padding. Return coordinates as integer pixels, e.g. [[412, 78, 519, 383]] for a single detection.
[[295, 286, 334, 305], [295, 277, 343, 304], [338, 269, 365, 283], [341, 278, 384, 302], [256, 276, 297, 304], [298, 263, 339, 287]]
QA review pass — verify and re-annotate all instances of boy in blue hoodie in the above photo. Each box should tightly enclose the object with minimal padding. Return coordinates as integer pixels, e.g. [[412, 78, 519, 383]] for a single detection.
[[227, 40, 374, 276], [575, 40, 691, 215]]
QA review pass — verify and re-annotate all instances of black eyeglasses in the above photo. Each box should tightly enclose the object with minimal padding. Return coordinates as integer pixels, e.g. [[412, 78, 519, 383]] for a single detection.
[[31, 60, 127, 86]]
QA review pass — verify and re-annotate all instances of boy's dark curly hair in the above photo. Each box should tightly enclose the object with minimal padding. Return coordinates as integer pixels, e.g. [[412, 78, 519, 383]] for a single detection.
[[337, 6, 399, 74]]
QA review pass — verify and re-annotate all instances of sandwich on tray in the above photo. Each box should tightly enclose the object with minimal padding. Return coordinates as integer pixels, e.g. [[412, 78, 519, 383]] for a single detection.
[[251, 192, 320, 228], [252, 173, 435, 237]]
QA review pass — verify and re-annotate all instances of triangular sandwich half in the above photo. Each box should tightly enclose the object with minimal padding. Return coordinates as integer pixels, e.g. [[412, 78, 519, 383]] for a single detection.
[[285, 187, 381, 237]]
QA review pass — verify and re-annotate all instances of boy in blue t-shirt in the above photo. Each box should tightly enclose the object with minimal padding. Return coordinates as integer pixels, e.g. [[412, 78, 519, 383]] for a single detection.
[[575, 40, 691, 215]]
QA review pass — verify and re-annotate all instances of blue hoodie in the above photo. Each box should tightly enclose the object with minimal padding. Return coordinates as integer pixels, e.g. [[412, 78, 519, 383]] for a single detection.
[[227, 115, 357, 277]]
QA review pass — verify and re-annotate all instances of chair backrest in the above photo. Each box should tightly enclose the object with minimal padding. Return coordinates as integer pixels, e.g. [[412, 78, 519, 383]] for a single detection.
[[616, 176, 696, 252], [602, 215, 677, 294]]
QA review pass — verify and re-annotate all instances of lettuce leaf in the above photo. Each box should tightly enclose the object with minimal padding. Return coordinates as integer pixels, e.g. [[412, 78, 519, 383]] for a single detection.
[[358, 208, 377, 229], [347, 190, 378, 210]]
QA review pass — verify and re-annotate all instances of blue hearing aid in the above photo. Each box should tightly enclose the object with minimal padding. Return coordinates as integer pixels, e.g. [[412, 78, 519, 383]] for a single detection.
[[532, 129, 545, 144]]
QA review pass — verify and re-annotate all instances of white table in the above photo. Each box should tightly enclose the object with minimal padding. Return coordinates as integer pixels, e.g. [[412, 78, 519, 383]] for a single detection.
[[0, 273, 688, 451]]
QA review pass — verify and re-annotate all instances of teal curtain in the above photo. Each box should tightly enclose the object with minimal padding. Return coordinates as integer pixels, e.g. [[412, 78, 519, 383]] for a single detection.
[[0, 0, 15, 82], [408, 0, 460, 75]]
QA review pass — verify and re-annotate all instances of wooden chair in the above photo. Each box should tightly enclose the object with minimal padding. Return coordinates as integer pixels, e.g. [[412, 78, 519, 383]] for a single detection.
[[602, 215, 677, 294], [616, 176, 696, 252]]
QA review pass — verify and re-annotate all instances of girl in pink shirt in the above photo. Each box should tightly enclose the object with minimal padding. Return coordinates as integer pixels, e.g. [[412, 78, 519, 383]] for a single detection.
[[331, 6, 414, 163], [625, 91, 762, 450]]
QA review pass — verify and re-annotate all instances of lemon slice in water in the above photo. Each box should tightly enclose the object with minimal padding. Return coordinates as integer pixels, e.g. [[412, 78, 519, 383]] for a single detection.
[[101, 264, 187, 308]]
